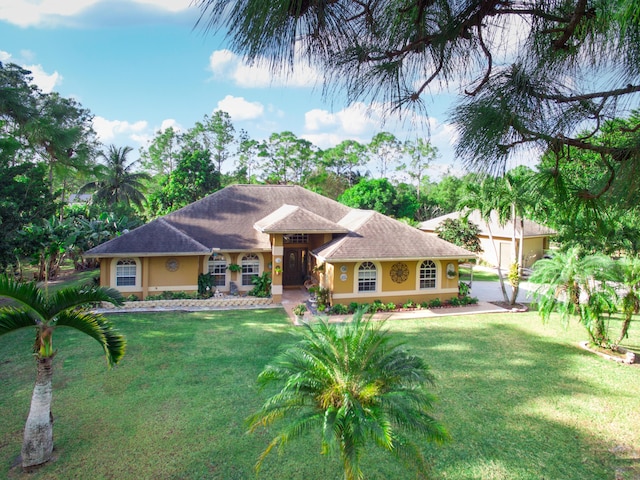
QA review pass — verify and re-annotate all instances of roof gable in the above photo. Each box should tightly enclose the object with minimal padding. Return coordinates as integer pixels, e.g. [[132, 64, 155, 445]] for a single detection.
[[315, 210, 475, 261], [254, 204, 349, 234]]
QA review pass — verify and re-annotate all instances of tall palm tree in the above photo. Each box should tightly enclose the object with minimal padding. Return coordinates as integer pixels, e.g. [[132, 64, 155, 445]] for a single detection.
[[0, 276, 125, 468], [247, 311, 448, 480], [80, 145, 150, 208]]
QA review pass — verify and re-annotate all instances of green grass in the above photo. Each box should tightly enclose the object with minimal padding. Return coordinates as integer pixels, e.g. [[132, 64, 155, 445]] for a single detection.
[[459, 266, 499, 282], [1, 308, 639, 479]]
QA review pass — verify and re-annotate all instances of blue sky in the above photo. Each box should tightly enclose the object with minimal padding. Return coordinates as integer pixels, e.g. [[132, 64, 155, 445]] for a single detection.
[[0, 0, 464, 179]]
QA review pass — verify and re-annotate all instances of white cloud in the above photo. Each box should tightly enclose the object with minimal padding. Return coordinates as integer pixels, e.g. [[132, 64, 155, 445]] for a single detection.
[[301, 133, 348, 150], [304, 102, 397, 139], [208, 49, 321, 88], [0, 0, 191, 27], [1, 51, 63, 93], [159, 118, 182, 133], [24, 64, 62, 93], [133, 0, 191, 13], [93, 116, 148, 142], [0, 0, 101, 27], [215, 95, 264, 121]]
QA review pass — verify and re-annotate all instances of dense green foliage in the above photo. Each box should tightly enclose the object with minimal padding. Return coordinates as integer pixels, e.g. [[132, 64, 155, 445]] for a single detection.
[[435, 218, 482, 253], [338, 178, 418, 218]]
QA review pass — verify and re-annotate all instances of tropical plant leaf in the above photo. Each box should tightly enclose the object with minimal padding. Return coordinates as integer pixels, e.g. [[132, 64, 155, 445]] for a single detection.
[[55, 310, 126, 367], [0, 308, 37, 336], [0, 275, 47, 320]]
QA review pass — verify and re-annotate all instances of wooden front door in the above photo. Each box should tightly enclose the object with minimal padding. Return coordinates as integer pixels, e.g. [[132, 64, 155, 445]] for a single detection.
[[283, 248, 306, 286]]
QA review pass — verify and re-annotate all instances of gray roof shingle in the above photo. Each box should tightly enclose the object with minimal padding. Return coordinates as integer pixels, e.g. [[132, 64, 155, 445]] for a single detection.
[[315, 210, 475, 261], [85, 185, 475, 261]]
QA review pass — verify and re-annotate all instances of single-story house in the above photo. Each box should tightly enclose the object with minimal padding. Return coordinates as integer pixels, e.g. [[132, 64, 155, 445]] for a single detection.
[[85, 185, 475, 305], [419, 210, 556, 269]]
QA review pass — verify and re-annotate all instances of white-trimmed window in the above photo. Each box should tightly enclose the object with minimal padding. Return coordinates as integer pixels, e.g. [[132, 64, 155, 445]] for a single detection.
[[207, 254, 227, 287], [358, 261, 377, 292], [419, 260, 437, 289], [241, 254, 260, 286], [116, 258, 137, 287]]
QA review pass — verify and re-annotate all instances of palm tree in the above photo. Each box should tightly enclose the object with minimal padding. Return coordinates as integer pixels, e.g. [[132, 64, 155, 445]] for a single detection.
[[0, 275, 125, 468], [529, 247, 615, 347], [247, 311, 448, 480], [459, 177, 511, 302], [611, 256, 640, 347], [80, 145, 150, 208]]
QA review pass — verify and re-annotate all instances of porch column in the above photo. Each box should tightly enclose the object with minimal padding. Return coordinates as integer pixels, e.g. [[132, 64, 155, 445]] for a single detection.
[[271, 235, 284, 302]]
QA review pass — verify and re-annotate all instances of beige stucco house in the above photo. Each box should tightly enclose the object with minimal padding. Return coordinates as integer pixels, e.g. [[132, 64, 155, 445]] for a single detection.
[[419, 210, 556, 269], [85, 185, 475, 305]]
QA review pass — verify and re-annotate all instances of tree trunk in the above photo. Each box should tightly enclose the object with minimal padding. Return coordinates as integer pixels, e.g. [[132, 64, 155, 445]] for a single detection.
[[21, 356, 54, 468], [615, 314, 633, 347], [486, 222, 509, 303]]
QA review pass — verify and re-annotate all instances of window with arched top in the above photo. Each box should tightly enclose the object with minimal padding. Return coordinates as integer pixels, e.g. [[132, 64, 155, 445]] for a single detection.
[[116, 259, 137, 287], [358, 261, 377, 292], [419, 260, 437, 289], [241, 254, 260, 286], [208, 254, 228, 287]]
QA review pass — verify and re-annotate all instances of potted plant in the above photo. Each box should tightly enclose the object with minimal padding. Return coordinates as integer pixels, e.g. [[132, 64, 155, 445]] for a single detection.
[[274, 265, 282, 275], [293, 303, 307, 324], [227, 263, 241, 272], [308, 285, 319, 300]]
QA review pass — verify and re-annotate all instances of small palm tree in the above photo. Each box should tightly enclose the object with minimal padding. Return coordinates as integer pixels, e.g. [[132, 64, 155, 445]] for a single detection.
[[611, 256, 640, 347], [0, 275, 125, 468], [529, 247, 615, 347], [80, 145, 150, 207], [247, 311, 448, 480]]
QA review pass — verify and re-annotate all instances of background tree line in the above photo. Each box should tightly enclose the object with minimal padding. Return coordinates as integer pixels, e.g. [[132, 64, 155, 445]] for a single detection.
[[3, 59, 640, 282]]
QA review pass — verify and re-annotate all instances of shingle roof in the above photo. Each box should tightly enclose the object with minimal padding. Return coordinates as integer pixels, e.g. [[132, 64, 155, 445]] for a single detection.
[[254, 204, 349, 234], [419, 210, 556, 238], [85, 185, 352, 256], [314, 210, 475, 261], [85, 185, 476, 260], [84, 218, 210, 257]]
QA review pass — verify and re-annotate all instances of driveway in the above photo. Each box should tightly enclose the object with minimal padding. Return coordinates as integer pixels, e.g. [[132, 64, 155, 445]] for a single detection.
[[468, 280, 536, 303]]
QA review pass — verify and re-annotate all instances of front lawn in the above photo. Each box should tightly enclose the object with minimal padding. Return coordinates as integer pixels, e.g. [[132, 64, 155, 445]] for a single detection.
[[0, 309, 638, 479], [459, 266, 499, 282]]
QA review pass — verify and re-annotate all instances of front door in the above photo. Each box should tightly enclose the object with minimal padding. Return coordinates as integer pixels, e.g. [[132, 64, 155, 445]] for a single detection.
[[283, 248, 306, 286]]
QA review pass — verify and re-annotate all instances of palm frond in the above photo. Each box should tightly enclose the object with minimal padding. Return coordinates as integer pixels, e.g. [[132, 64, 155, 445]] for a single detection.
[[0, 308, 38, 336], [47, 285, 123, 316], [0, 275, 47, 320], [55, 310, 126, 367]]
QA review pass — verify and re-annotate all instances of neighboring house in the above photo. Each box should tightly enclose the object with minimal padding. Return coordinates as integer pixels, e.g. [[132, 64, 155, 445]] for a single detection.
[[85, 185, 475, 305], [419, 210, 556, 269]]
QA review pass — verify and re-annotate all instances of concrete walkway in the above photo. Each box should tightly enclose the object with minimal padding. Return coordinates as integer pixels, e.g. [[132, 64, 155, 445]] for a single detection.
[[468, 280, 536, 304]]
